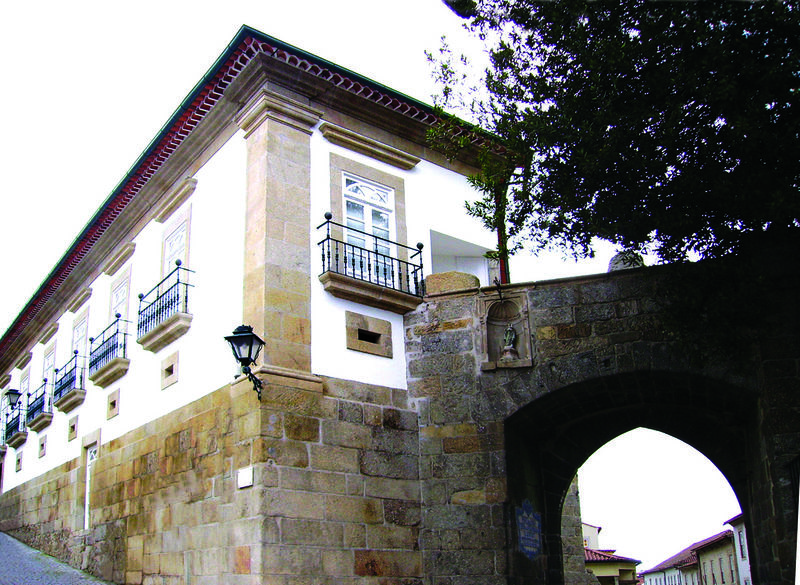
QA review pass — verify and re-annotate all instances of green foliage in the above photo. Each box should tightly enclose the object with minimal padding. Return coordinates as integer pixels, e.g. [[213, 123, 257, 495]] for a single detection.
[[434, 0, 800, 263]]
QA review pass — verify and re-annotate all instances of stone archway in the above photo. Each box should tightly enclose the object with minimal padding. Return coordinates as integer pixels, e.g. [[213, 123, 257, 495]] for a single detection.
[[409, 266, 799, 585], [503, 371, 756, 584]]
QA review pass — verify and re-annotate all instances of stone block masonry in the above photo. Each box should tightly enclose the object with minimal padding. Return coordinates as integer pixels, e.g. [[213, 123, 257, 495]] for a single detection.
[[0, 367, 421, 584], [405, 266, 800, 585]]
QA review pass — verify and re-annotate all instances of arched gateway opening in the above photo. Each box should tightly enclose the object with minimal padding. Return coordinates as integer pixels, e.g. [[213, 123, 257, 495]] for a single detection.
[[504, 371, 757, 585]]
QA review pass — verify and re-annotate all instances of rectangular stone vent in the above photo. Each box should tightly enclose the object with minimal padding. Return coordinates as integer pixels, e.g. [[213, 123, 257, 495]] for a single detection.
[[345, 311, 392, 358]]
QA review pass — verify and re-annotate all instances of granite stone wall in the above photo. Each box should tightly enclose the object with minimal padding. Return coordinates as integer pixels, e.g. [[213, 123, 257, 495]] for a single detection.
[[406, 265, 799, 585], [0, 368, 422, 585]]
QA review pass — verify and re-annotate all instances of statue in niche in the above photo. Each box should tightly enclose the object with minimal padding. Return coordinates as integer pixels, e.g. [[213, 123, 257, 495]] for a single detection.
[[500, 323, 519, 361], [482, 298, 531, 369]]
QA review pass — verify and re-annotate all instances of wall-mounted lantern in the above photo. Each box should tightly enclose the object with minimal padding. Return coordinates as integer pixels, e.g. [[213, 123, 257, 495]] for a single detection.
[[5, 389, 21, 408], [224, 325, 265, 400]]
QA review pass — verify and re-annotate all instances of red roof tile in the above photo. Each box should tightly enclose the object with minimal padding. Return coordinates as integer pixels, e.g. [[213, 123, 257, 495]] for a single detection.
[[585, 548, 641, 565], [640, 531, 732, 574]]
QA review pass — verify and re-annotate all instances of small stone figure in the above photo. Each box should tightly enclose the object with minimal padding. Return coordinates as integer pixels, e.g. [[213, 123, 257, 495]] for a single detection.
[[500, 323, 519, 361]]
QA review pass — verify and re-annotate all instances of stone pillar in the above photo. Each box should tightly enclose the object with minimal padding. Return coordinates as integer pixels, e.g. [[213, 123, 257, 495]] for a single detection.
[[562, 476, 594, 585], [235, 90, 321, 372]]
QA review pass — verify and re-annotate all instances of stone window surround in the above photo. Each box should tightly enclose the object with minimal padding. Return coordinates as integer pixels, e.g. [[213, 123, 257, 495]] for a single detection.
[[160, 205, 192, 278], [72, 308, 90, 359], [68, 416, 78, 442], [161, 352, 179, 390], [109, 267, 132, 322], [328, 154, 407, 259], [345, 311, 393, 358], [79, 430, 101, 533], [107, 389, 120, 420]]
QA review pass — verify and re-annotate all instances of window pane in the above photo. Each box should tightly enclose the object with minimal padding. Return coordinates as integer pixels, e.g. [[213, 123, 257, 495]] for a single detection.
[[346, 200, 364, 221], [111, 281, 129, 319], [347, 235, 366, 248], [43, 350, 55, 378], [163, 222, 187, 273], [372, 209, 389, 230], [73, 318, 88, 355]]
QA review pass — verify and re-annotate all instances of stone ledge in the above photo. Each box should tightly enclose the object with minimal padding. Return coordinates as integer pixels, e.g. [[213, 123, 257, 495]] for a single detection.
[[27, 412, 53, 433], [66, 287, 93, 314], [240, 364, 324, 394], [153, 178, 197, 224], [319, 272, 422, 315], [102, 243, 136, 276], [6, 430, 27, 449], [137, 313, 192, 353], [54, 389, 87, 414], [88, 358, 130, 389], [481, 358, 533, 371], [320, 123, 421, 170]]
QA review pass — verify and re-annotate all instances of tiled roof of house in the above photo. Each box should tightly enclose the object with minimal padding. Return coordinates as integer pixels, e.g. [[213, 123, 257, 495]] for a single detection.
[[585, 548, 641, 564], [724, 513, 744, 526], [640, 531, 733, 575]]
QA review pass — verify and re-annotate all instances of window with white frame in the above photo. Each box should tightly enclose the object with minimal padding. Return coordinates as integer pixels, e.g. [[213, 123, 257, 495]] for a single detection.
[[19, 370, 29, 398], [343, 173, 394, 283], [73, 312, 89, 358], [110, 270, 131, 321], [343, 173, 394, 249], [162, 211, 190, 277], [42, 345, 56, 383]]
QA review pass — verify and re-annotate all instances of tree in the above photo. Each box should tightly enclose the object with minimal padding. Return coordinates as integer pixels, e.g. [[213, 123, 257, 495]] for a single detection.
[[433, 0, 800, 265]]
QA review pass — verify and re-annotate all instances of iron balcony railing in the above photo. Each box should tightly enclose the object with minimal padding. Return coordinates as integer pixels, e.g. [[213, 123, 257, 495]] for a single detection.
[[89, 314, 129, 376], [137, 260, 194, 340], [26, 379, 51, 425], [4, 404, 23, 443], [317, 213, 425, 297], [53, 351, 85, 403]]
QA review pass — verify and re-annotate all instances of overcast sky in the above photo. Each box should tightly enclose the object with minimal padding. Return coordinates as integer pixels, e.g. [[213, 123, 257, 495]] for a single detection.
[[0, 0, 742, 570]]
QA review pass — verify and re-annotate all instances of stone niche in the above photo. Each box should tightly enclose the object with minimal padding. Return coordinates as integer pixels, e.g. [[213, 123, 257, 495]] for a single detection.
[[479, 292, 532, 370]]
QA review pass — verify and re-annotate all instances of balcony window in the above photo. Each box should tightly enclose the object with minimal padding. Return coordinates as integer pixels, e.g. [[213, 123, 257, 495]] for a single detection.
[[136, 260, 194, 352], [26, 379, 53, 433], [88, 315, 130, 388], [53, 350, 87, 413], [317, 214, 424, 314]]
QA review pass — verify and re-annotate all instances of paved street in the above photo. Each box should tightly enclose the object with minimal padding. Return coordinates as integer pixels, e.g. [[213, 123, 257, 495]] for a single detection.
[[0, 532, 113, 585]]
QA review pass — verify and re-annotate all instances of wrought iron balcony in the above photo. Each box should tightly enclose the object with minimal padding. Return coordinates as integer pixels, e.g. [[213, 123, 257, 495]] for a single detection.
[[26, 380, 53, 431], [4, 409, 22, 444], [137, 261, 194, 349], [53, 351, 85, 404], [89, 315, 128, 377], [317, 214, 425, 298]]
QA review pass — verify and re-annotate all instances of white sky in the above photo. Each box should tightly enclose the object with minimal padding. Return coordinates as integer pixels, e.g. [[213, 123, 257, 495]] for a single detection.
[[0, 0, 742, 572]]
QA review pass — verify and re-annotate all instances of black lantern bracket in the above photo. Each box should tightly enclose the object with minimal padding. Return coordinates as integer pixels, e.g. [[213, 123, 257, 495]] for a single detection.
[[224, 325, 266, 400]]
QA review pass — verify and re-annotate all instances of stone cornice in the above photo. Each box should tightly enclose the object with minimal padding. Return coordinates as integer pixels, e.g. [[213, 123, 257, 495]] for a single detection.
[[320, 123, 420, 170], [153, 178, 198, 224], [0, 374, 10, 389], [15, 353, 31, 371], [235, 89, 322, 137], [102, 243, 136, 277], [66, 287, 92, 314], [38, 323, 59, 345]]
